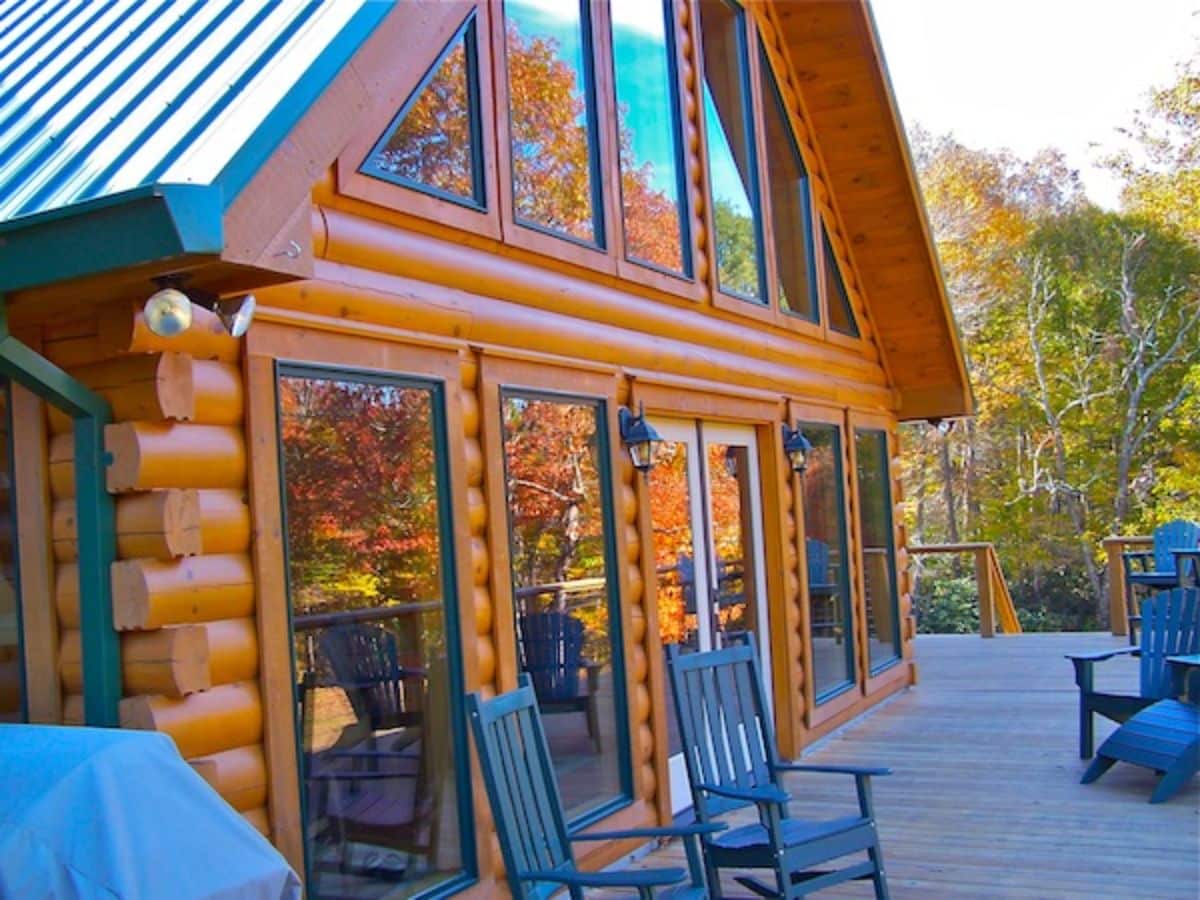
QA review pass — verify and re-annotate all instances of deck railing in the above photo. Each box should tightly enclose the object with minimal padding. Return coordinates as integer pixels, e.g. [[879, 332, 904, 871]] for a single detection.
[[1101, 535, 1152, 637], [908, 542, 1022, 637]]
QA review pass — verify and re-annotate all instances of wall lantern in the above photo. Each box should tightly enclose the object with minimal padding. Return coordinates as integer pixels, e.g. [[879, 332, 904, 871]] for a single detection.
[[618, 403, 663, 474], [782, 422, 814, 474], [143, 275, 256, 339], [928, 417, 955, 435]]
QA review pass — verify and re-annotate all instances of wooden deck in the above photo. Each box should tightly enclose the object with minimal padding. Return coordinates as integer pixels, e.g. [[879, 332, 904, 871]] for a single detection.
[[621, 633, 1200, 898]]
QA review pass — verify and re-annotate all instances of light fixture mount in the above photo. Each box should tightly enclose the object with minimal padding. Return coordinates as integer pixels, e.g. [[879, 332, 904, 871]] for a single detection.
[[781, 422, 814, 474]]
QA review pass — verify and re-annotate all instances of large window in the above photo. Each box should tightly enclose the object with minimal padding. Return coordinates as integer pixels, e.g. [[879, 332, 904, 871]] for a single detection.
[[503, 0, 604, 245], [854, 428, 901, 672], [500, 390, 630, 824], [698, 0, 764, 302], [361, 13, 485, 208], [0, 380, 21, 724], [761, 53, 818, 323], [278, 367, 473, 898], [610, 0, 689, 276], [824, 224, 861, 338], [799, 423, 854, 701]]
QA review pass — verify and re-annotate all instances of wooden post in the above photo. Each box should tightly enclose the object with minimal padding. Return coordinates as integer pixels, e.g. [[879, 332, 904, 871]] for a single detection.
[[1104, 537, 1129, 638], [975, 546, 995, 638]]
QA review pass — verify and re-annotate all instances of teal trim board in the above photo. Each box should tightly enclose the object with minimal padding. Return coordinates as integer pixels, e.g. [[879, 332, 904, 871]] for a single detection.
[[0, 298, 119, 726]]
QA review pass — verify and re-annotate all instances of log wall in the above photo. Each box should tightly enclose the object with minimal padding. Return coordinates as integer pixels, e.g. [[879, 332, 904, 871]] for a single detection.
[[40, 314, 268, 834]]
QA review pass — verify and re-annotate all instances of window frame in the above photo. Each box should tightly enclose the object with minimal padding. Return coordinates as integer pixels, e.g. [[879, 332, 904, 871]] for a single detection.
[[606, 0, 699, 295], [492, 0, 617, 272], [0, 378, 24, 723], [820, 218, 864, 346], [847, 414, 904, 686], [274, 360, 478, 898], [336, 4, 502, 241], [359, 11, 488, 212], [787, 399, 862, 731], [495, 384, 635, 829], [695, 0, 772, 318]]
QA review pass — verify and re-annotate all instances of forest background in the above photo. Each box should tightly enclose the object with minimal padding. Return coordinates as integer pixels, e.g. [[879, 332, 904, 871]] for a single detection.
[[901, 55, 1200, 633]]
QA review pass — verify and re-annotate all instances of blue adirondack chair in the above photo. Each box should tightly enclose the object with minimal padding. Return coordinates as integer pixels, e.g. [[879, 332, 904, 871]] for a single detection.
[[318, 622, 425, 733], [1067, 587, 1200, 759], [805, 538, 837, 598], [666, 640, 890, 899], [518, 611, 602, 752], [1122, 519, 1200, 642], [467, 675, 723, 898]]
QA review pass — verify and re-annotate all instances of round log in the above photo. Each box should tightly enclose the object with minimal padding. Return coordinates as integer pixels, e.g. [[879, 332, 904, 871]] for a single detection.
[[467, 487, 487, 536], [62, 693, 84, 725], [241, 808, 270, 836], [118, 683, 263, 759], [192, 361, 245, 425], [56, 562, 80, 627], [638, 722, 654, 761], [59, 626, 211, 698], [473, 586, 492, 634], [100, 302, 241, 363], [641, 763, 656, 801], [111, 554, 255, 630], [205, 618, 259, 685], [476, 634, 496, 685], [197, 490, 251, 554], [53, 490, 203, 562], [49, 433, 74, 499], [47, 353, 195, 434], [189, 744, 267, 812], [105, 422, 246, 493]]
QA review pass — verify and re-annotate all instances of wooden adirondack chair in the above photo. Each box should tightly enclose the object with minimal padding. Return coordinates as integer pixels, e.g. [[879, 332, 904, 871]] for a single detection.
[[1122, 519, 1200, 642], [518, 611, 602, 752], [666, 641, 890, 899], [467, 675, 722, 898], [1067, 587, 1200, 759]]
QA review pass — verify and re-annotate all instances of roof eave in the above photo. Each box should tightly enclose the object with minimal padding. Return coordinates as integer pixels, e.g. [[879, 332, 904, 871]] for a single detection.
[[0, 183, 223, 294]]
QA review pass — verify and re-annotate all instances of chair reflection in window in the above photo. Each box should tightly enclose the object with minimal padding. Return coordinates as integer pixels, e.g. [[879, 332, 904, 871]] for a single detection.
[[299, 622, 456, 887], [807, 537, 844, 644], [517, 610, 602, 754]]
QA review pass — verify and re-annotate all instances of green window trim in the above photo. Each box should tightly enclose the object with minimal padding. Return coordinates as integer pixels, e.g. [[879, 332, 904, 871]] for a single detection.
[[498, 387, 634, 829], [0, 299, 118, 727], [273, 361, 477, 898], [360, 11, 487, 211]]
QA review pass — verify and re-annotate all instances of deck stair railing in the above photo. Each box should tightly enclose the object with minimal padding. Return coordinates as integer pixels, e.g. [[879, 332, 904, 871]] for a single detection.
[[909, 542, 1022, 637]]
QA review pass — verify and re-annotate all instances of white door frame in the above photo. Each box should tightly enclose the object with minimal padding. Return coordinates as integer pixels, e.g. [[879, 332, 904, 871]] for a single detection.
[[652, 418, 772, 814]]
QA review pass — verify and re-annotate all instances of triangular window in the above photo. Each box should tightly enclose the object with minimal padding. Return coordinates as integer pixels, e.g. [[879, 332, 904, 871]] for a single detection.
[[823, 225, 860, 338], [361, 14, 485, 208]]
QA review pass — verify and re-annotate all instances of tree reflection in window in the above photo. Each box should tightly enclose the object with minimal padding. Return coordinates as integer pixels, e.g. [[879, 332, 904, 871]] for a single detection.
[[825, 226, 861, 337], [501, 392, 629, 822], [278, 371, 471, 895], [855, 428, 900, 671], [363, 14, 484, 207], [611, 0, 688, 274], [504, 0, 602, 245], [699, 0, 763, 302]]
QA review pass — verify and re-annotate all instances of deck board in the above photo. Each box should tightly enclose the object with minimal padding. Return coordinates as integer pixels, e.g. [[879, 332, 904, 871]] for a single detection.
[[613, 633, 1199, 898]]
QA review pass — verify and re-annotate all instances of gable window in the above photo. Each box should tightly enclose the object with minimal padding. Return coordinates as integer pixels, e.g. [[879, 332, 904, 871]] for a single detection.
[[277, 367, 474, 896], [502, 0, 604, 246], [761, 52, 818, 323], [610, 0, 689, 276], [823, 224, 861, 338], [698, 0, 765, 303], [361, 13, 485, 209]]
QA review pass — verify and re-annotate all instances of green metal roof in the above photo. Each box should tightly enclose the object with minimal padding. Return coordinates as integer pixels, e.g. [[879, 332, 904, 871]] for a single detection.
[[0, 0, 392, 291]]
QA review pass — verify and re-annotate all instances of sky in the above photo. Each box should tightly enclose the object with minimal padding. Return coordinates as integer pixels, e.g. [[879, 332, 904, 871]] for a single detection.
[[871, 0, 1199, 209]]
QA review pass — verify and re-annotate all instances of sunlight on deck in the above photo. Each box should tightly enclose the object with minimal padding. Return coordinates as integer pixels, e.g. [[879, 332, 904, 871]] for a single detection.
[[623, 633, 1199, 898]]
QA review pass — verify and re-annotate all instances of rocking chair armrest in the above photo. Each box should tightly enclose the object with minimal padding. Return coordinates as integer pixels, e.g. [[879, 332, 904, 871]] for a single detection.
[[1066, 646, 1139, 665], [775, 763, 892, 777], [569, 822, 726, 842], [520, 867, 686, 889], [305, 770, 417, 782], [695, 781, 790, 805]]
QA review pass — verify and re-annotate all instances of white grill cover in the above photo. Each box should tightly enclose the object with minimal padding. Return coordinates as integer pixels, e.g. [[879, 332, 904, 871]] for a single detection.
[[0, 725, 301, 899]]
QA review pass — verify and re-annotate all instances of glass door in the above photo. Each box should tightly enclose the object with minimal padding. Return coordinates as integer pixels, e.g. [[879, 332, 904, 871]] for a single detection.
[[648, 419, 770, 814]]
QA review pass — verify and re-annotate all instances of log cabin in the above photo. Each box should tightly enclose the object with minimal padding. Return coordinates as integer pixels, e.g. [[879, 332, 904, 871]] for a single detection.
[[0, 0, 971, 895]]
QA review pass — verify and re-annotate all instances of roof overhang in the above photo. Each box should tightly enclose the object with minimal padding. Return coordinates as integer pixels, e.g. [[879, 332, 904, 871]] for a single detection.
[[0, 184, 223, 294], [768, 0, 974, 421]]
